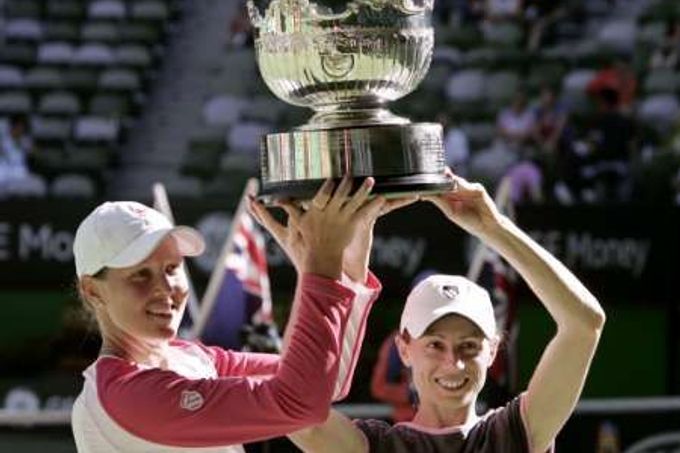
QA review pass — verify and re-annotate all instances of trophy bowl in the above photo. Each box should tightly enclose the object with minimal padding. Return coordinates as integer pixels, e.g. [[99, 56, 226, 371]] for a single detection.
[[248, 0, 452, 201]]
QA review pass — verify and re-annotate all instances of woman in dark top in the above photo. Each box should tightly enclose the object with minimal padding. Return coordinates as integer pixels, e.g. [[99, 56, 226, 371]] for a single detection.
[[289, 170, 606, 453]]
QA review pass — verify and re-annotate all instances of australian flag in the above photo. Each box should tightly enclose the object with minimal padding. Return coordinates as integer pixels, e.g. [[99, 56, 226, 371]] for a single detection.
[[200, 211, 277, 351]]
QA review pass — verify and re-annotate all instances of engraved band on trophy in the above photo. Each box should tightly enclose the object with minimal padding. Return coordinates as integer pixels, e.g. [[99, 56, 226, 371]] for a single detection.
[[247, 0, 452, 201]]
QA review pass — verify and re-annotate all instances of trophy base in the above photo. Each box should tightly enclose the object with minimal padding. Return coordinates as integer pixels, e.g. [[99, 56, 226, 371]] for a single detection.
[[259, 173, 453, 204], [259, 122, 450, 202]]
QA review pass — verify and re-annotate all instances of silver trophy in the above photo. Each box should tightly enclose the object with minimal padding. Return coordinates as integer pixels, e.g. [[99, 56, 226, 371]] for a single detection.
[[247, 0, 451, 200]]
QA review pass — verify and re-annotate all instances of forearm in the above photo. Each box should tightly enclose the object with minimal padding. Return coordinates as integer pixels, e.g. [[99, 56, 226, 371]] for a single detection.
[[289, 410, 364, 453], [333, 272, 381, 400], [481, 216, 605, 332]]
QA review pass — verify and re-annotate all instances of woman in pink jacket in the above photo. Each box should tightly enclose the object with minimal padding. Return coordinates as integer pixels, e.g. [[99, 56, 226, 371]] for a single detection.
[[71, 177, 411, 452]]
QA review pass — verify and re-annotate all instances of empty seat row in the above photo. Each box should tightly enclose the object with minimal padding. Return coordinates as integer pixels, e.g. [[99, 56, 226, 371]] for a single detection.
[[5, 0, 174, 21], [4, 18, 164, 45], [27, 115, 122, 143], [0, 67, 142, 96]]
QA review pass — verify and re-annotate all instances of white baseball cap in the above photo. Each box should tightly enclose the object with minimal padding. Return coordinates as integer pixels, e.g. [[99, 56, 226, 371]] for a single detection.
[[400, 274, 496, 339], [73, 201, 205, 278]]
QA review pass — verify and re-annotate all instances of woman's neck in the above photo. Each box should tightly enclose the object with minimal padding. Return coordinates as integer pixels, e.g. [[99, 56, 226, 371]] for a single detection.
[[411, 400, 478, 429], [100, 336, 170, 368]]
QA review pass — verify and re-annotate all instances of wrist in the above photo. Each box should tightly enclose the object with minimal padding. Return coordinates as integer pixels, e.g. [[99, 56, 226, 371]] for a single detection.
[[302, 252, 343, 280], [479, 214, 514, 247], [344, 267, 368, 284]]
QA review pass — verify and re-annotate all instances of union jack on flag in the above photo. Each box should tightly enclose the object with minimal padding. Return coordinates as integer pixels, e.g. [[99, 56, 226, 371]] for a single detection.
[[200, 209, 274, 350]]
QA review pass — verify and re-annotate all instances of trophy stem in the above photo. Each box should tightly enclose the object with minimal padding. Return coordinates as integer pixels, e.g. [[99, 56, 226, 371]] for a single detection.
[[302, 106, 410, 130]]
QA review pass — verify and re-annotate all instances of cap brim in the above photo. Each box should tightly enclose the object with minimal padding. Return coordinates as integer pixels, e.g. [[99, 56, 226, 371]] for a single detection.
[[107, 226, 205, 269], [430, 306, 495, 339]]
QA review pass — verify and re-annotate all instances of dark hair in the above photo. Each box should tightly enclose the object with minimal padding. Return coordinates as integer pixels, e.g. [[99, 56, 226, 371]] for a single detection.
[[599, 88, 620, 108], [8, 113, 29, 130]]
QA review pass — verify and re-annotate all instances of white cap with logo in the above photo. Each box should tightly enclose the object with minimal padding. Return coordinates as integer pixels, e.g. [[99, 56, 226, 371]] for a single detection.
[[400, 274, 497, 339], [73, 201, 205, 278]]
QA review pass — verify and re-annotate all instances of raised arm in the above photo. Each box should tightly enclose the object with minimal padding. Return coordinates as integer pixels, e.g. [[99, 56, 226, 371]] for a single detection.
[[424, 171, 606, 453], [93, 179, 389, 448], [250, 182, 414, 400]]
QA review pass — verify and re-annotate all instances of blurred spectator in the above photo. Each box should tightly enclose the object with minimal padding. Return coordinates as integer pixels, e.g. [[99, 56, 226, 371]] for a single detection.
[[228, 1, 253, 49], [434, 0, 455, 25], [669, 117, 680, 154], [0, 114, 44, 198], [497, 91, 535, 152], [532, 85, 570, 154], [370, 330, 417, 423], [586, 55, 638, 113], [468, 140, 519, 188], [674, 169, 680, 205], [438, 112, 470, 176], [531, 85, 575, 198], [485, 0, 523, 22], [649, 19, 680, 70], [523, 0, 569, 51], [595, 420, 621, 453], [581, 88, 637, 202], [463, 0, 486, 25], [505, 160, 544, 204]]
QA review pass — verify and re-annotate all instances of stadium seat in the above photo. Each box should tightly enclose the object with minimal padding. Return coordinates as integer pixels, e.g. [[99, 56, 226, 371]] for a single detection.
[[88, 93, 131, 117], [227, 121, 273, 155], [445, 69, 486, 103], [37, 42, 76, 65], [180, 141, 224, 180], [44, 21, 81, 42], [88, 0, 127, 20], [46, 1, 85, 20], [98, 68, 141, 91], [0, 43, 37, 66], [597, 20, 637, 54], [63, 68, 99, 93], [5, 18, 44, 43], [31, 116, 73, 144], [461, 122, 496, 150], [51, 173, 97, 198], [0, 65, 25, 89], [130, 1, 170, 21], [420, 63, 454, 94], [0, 91, 32, 114], [202, 95, 247, 128], [67, 145, 114, 174], [482, 22, 523, 48], [636, 21, 667, 47], [73, 43, 116, 66], [38, 91, 81, 116], [161, 175, 203, 198], [643, 69, 680, 94], [2, 174, 48, 198], [562, 68, 596, 93], [118, 22, 161, 44], [4, 0, 42, 18], [241, 97, 287, 124], [81, 22, 122, 44], [484, 71, 520, 107], [115, 45, 152, 68], [74, 116, 121, 142], [638, 94, 680, 133], [25, 67, 64, 91]]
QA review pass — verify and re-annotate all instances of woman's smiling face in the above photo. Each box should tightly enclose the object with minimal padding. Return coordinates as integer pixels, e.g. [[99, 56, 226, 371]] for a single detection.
[[88, 236, 190, 343], [398, 314, 498, 413]]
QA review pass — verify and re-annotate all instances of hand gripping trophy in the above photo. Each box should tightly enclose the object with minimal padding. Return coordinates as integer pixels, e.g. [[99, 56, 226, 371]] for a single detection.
[[247, 0, 452, 201]]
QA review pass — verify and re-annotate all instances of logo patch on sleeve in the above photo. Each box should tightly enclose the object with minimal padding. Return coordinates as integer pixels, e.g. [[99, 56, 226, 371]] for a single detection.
[[179, 390, 204, 411]]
